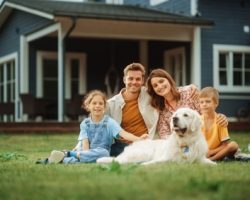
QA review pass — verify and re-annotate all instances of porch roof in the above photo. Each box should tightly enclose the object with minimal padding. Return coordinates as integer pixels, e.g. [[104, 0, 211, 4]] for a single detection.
[[1, 0, 213, 26]]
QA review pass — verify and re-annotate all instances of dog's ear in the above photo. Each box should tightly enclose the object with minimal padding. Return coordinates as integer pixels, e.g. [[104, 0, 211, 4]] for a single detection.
[[191, 113, 201, 132]]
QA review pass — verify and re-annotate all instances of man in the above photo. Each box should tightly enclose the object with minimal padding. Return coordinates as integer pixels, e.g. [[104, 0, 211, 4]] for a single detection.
[[107, 63, 159, 156]]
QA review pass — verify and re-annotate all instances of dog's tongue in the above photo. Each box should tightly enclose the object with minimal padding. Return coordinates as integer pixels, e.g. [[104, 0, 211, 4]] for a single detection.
[[173, 127, 187, 134], [180, 128, 187, 133]]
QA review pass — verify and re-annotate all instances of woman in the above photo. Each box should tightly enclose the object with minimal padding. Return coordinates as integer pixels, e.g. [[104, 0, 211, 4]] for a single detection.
[[147, 68, 226, 139]]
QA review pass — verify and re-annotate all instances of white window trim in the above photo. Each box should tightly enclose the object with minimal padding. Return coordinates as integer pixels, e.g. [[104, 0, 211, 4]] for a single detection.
[[5, 2, 54, 19], [65, 52, 87, 99], [0, 52, 19, 121], [213, 44, 250, 93], [36, 51, 87, 99], [106, 0, 123, 4], [191, 27, 201, 88], [191, 0, 198, 16]]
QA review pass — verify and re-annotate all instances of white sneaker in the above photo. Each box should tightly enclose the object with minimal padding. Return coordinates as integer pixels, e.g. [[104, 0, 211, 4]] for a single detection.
[[48, 150, 65, 164]]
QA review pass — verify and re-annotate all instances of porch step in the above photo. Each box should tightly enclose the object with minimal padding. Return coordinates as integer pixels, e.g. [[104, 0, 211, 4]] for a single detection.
[[0, 121, 249, 133], [228, 121, 250, 132]]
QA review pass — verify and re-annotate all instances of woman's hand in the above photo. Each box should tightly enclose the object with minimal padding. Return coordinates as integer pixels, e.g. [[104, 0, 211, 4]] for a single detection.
[[139, 134, 149, 140], [216, 113, 228, 127]]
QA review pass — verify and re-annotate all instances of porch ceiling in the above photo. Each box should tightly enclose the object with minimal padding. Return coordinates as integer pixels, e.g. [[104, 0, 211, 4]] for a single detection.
[[2, 0, 214, 26], [57, 17, 195, 41]]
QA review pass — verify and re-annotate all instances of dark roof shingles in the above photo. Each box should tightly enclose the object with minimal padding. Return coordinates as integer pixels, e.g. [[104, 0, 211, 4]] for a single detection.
[[4, 0, 213, 25]]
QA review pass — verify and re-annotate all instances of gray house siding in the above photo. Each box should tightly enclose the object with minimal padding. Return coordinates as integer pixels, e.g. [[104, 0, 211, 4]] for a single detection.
[[153, 0, 191, 16], [218, 99, 250, 118], [128, 0, 250, 118], [199, 0, 250, 117], [0, 10, 53, 96], [124, 0, 191, 15], [200, 0, 250, 86], [0, 10, 52, 56]]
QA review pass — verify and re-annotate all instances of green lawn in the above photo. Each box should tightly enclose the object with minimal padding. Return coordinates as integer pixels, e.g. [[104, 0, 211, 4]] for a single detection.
[[0, 132, 250, 200]]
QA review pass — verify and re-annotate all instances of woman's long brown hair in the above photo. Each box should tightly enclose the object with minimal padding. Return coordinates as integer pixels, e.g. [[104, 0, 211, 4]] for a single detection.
[[147, 69, 180, 111]]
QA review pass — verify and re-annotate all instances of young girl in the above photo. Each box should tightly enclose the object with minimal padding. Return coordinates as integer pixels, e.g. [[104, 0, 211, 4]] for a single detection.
[[48, 90, 148, 164]]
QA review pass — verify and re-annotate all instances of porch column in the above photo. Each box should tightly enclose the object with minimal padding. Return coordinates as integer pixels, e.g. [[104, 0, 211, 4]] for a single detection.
[[20, 35, 29, 121], [20, 36, 29, 94], [191, 27, 201, 88], [139, 40, 148, 73], [58, 25, 64, 122]]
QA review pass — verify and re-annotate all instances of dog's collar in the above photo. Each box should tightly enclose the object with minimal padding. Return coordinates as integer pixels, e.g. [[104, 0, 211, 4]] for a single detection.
[[180, 145, 189, 154], [179, 144, 188, 148]]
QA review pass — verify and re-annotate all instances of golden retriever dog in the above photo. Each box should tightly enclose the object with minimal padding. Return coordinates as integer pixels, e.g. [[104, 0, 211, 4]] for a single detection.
[[97, 108, 216, 165]]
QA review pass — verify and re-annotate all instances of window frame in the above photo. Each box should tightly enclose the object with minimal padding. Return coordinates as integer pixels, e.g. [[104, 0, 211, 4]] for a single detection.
[[213, 44, 250, 93], [36, 51, 87, 99], [0, 52, 18, 121]]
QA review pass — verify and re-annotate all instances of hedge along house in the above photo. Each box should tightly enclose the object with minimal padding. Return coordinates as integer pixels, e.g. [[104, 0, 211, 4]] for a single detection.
[[0, 0, 213, 122]]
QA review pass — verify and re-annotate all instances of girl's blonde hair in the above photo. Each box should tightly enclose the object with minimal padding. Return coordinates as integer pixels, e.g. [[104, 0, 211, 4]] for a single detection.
[[199, 87, 219, 105], [81, 90, 107, 112]]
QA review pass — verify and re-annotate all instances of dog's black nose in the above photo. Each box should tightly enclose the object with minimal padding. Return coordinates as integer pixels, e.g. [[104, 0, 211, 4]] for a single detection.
[[173, 117, 178, 124]]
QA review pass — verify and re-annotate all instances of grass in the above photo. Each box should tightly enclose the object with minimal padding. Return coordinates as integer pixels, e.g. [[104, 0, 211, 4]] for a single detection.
[[0, 132, 250, 200]]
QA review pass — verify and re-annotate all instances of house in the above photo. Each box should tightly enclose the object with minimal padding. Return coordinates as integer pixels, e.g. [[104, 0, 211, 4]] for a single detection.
[[153, 0, 250, 121], [0, 0, 249, 124]]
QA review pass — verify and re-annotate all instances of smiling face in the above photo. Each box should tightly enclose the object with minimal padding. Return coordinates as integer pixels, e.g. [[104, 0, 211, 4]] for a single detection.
[[150, 77, 171, 98], [123, 70, 144, 94], [87, 94, 106, 118]]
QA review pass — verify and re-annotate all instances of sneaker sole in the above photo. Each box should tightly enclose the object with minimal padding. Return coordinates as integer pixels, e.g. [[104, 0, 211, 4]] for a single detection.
[[48, 150, 65, 164]]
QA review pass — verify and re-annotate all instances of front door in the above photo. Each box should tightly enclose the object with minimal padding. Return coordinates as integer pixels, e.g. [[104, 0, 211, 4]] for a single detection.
[[164, 47, 186, 86]]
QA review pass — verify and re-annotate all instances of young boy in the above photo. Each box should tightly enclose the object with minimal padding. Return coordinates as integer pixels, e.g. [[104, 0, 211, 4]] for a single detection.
[[199, 87, 239, 161]]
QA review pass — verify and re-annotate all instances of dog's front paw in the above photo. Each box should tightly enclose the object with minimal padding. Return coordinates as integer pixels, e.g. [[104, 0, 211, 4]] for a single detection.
[[141, 161, 153, 166], [202, 158, 217, 165], [141, 159, 161, 165]]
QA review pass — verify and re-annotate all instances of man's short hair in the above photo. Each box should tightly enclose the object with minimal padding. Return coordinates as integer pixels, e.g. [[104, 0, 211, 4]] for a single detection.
[[123, 63, 145, 77]]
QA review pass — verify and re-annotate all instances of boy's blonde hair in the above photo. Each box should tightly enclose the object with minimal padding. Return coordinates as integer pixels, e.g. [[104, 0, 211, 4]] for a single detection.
[[81, 90, 107, 112], [199, 87, 219, 105], [123, 63, 145, 77]]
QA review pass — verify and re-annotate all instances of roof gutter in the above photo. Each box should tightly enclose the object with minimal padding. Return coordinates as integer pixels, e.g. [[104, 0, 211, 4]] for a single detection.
[[64, 16, 77, 39]]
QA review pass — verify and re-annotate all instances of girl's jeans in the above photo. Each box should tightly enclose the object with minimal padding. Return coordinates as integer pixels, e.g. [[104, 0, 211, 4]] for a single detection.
[[62, 147, 109, 164]]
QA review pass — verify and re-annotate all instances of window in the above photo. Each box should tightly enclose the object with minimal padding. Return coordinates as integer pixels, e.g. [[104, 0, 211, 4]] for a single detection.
[[36, 51, 87, 99], [213, 45, 250, 92], [0, 61, 15, 103], [164, 47, 186, 86], [0, 58, 16, 121]]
